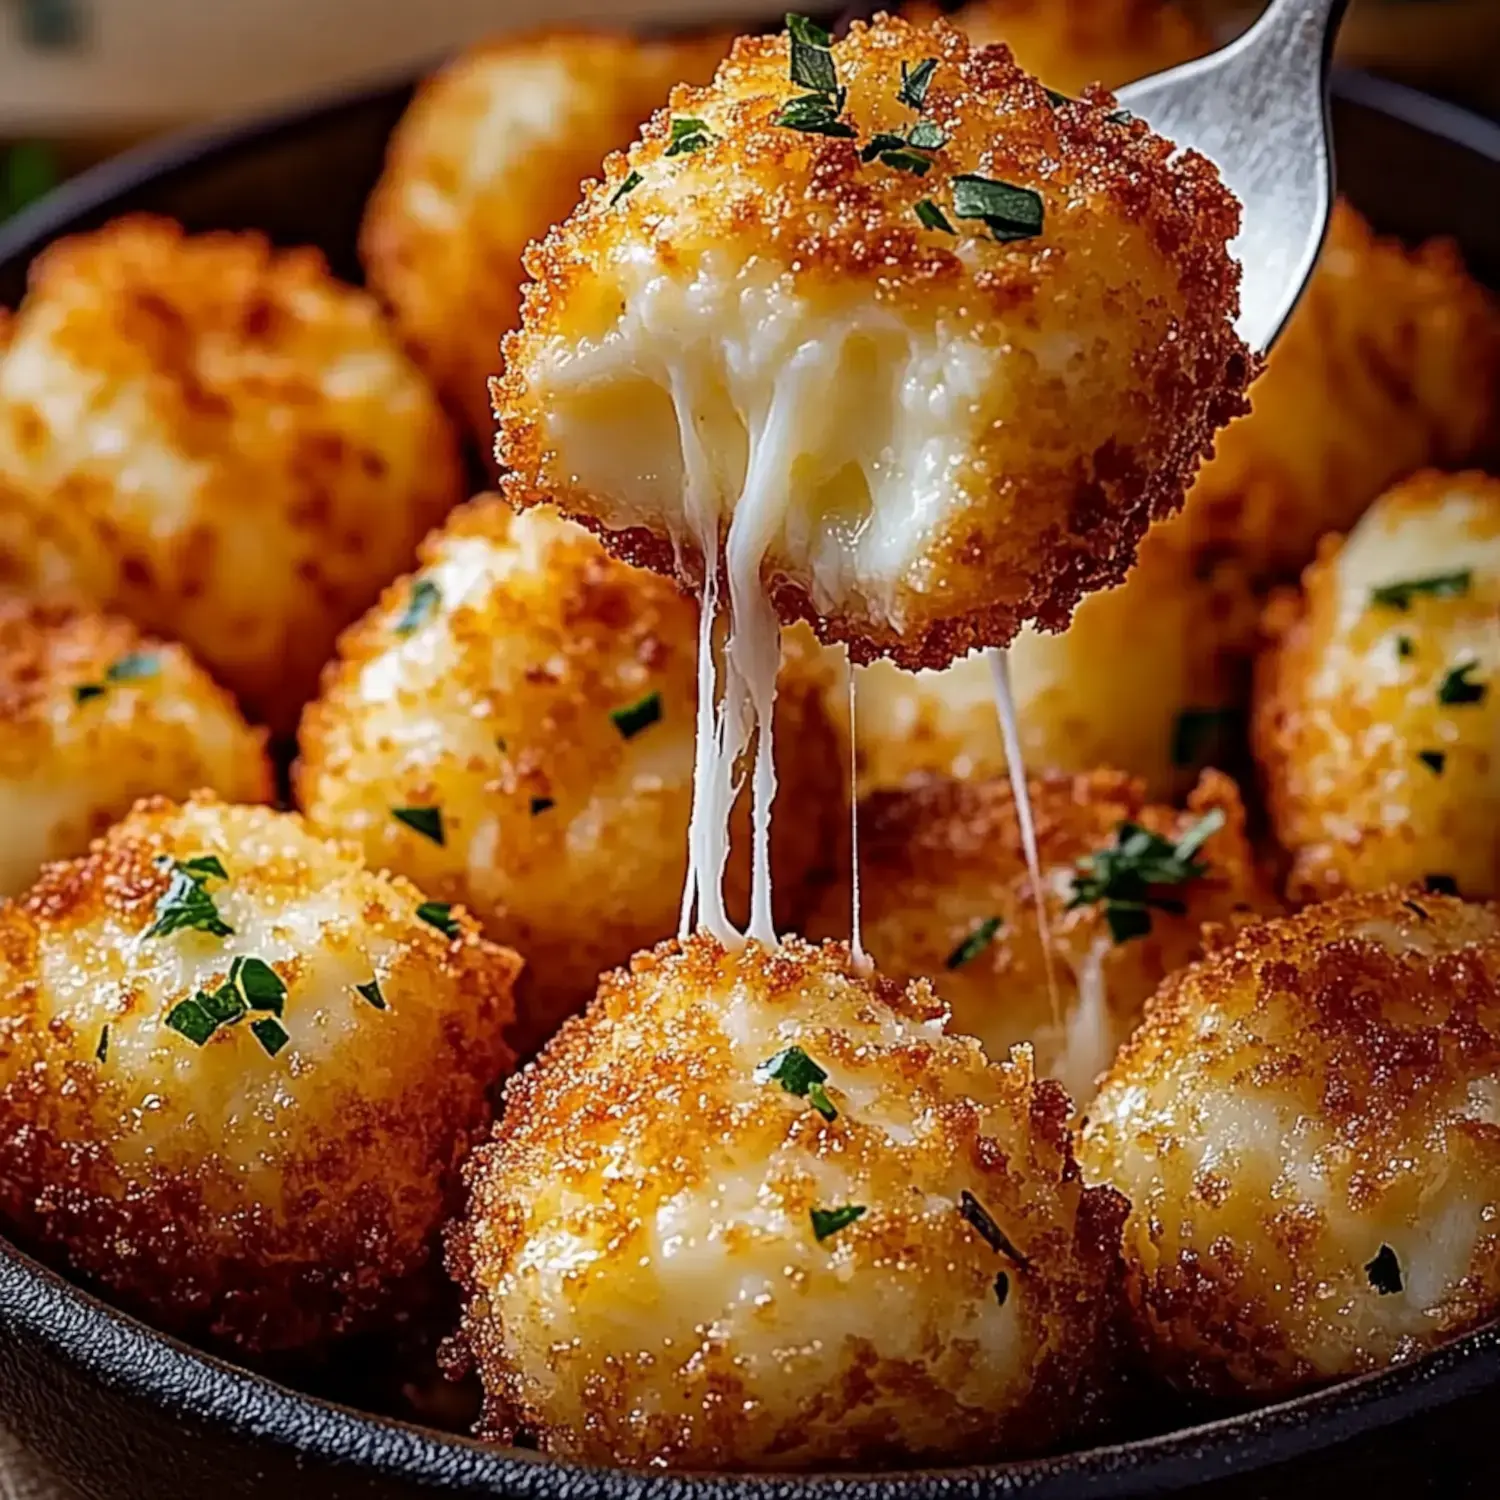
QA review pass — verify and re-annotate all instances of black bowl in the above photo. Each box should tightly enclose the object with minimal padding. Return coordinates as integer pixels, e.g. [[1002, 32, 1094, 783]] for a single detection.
[[0, 63, 1498, 1500]]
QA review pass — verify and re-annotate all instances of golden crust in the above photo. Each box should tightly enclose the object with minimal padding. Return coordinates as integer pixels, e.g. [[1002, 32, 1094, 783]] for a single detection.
[[0, 215, 465, 730], [0, 793, 520, 1355], [448, 933, 1126, 1469], [811, 768, 1276, 1102], [494, 14, 1252, 668], [1179, 201, 1500, 581], [0, 595, 272, 894], [1253, 469, 1500, 901], [362, 28, 728, 447], [1082, 889, 1500, 1398]]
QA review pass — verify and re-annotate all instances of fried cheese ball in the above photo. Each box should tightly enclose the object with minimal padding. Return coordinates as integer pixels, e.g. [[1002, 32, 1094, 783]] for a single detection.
[[0, 794, 519, 1354], [296, 498, 844, 1052], [908, 0, 1207, 94], [854, 527, 1257, 798], [362, 30, 727, 446], [1082, 889, 1500, 1397], [449, 934, 1126, 1469], [0, 597, 271, 896], [811, 769, 1273, 1103], [0, 216, 465, 731], [1254, 470, 1500, 902], [1179, 201, 1500, 581], [495, 15, 1251, 668]]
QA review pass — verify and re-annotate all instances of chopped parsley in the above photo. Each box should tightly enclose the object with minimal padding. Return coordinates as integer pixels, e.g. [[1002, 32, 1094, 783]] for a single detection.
[[417, 901, 460, 938], [898, 57, 939, 111], [1172, 707, 1238, 768], [529, 796, 555, 816], [1068, 809, 1224, 944], [1369, 570, 1471, 611], [231, 955, 286, 1016], [1438, 660, 1486, 706], [609, 170, 643, 206], [993, 1270, 1010, 1307], [198, 979, 245, 1027], [392, 805, 445, 845], [777, 93, 856, 137], [610, 691, 662, 740], [145, 856, 233, 941], [72, 682, 105, 704], [1365, 1243, 1403, 1296], [164, 954, 289, 1050], [250, 1017, 290, 1058], [810, 1204, 865, 1242], [395, 577, 441, 636], [787, 12, 838, 95], [756, 1044, 837, 1121], [1396, 634, 1415, 660], [872, 146, 931, 176], [106, 653, 158, 683], [946, 916, 1002, 970], [1105, 107, 1135, 126], [914, 198, 955, 233], [1417, 749, 1446, 776], [951, 173, 1044, 243], [958, 1190, 1030, 1267], [1402, 899, 1430, 922], [908, 119, 946, 150], [355, 977, 387, 1011], [1425, 874, 1460, 896], [1043, 86, 1076, 108], [164, 997, 218, 1046], [95, 1025, 109, 1064], [665, 116, 715, 157]]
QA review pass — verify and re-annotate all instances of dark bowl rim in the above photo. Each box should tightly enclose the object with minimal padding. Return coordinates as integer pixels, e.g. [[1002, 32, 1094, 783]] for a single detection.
[[1, 58, 1499, 1500]]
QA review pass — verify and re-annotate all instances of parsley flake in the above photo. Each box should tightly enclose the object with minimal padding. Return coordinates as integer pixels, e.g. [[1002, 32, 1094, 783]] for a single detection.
[[355, 978, 387, 1011], [810, 1204, 865, 1242], [951, 173, 1044, 242], [164, 998, 217, 1047], [609, 170, 643, 206], [95, 1025, 109, 1064], [787, 12, 838, 96], [898, 57, 939, 111], [530, 796, 555, 816], [666, 117, 715, 157], [1438, 660, 1486, 707], [611, 691, 662, 740], [392, 805, 445, 845], [946, 916, 1002, 970], [417, 901, 460, 938], [1043, 86, 1076, 108], [231, 956, 285, 1016], [1417, 749, 1446, 776], [907, 119, 947, 150], [993, 1270, 1010, 1307], [914, 198, 955, 233], [958, 1190, 1030, 1267], [146, 856, 233, 941], [106, 653, 158, 683], [1369, 570, 1471, 611], [776, 92, 856, 137], [756, 1045, 837, 1121], [1402, 899, 1430, 922], [250, 1016, 290, 1058], [1365, 1243, 1403, 1296], [395, 578, 441, 636], [197, 980, 245, 1027], [72, 682, 105, 704]]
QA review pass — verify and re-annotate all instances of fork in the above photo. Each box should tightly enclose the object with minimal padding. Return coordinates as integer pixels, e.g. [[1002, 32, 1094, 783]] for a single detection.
[[1116, 0, 1351, 354]]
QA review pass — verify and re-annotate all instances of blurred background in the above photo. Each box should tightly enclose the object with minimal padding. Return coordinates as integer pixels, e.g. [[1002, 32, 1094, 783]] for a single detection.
[[2, 0, 1499, 223]]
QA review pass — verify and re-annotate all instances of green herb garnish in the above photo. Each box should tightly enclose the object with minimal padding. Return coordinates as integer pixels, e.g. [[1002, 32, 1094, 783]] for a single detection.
[[106, 653, 158, 683], [776, 92, 856, 137], [946, 916, 1002, 970], [145, 856, 233, 941], [73, 682, 105, 704], [1365, 1243, 1403, 1296], [609, 169, 643, 206], [392, 805, 445, 845], [787, 12, 838, 95], [1425, 874, 1460, 896], [1171, 707, 1238, 768], [1417, 749, 1446, 776], [756, 1044, 837, 1121], [914, 198, 955, 233], [1402, 899, 1430, 921], [95, 1025, 109, 1064], [395, 577, 441, 636], [610, 691, 662, 740], [197, 980, 245, 1027], [951, 173, 1044, 242], [958, 1190, 1030, 1267], [250, 1017, 290, 1058], [665, 117, 715, 156], [231, 956, 286, 1016], [417, 901, 460, 938], [907, 119, 946, 150], [164, 998, 217, 1047], [873, 146, 932, 176], [1438, 660, 1486, 706], [1369, 570, 1471, 611], [355, 978, 387, 1011], [993, 1270, 1010, 1307], [810, 1204, 866, 1242], [530, 796, 555, 816], [1043, 86, 1076, 108], [1397, 635, 1415, 660], [898, 57, 939, 111]]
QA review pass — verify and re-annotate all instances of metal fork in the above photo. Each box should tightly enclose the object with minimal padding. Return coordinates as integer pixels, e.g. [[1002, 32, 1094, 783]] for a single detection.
[[1116, 0, 1351, 354]]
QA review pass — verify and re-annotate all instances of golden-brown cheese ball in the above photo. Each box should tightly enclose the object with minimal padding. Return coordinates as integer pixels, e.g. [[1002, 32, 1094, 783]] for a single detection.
[[1179, 201, 1500, 581], [0, 597, 271, 896], [296, 498, 844, 1052], [854, 527, 1257, 799], [448, 934, 1126, 1470], [1082, 889, 1500, 1398], [0, 216, 465, 731], [811, 768, 1274, 1103], [1254, 470, 1500, 902], [0, 794, 519, 1354], [909, 0, 1207, 94], [363, 30, 727, 448], [495, 15, 1251, 668]]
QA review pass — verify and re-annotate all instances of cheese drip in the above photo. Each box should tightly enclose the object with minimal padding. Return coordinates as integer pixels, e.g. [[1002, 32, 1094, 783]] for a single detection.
[[847, 654, 866, 969]]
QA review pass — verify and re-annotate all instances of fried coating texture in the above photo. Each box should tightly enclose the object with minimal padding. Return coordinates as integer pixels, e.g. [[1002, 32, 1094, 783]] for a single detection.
[[810, 769, 1274, 1103], [0, 216, 465, 731], [1179, 201, 1500, 581], [448, 934, 1126, 1469], [0, 596, 271, 895], [362, 29, 727, 447], [853, 526, 1257, 799], [909, 0, 1207, 93], [1254, 470, 1500, 902], [0, 794, 519, 1355], [296, 498, 844, 1052], [495, 15, 1251, 668], [1082, 889, 1500, 1397]]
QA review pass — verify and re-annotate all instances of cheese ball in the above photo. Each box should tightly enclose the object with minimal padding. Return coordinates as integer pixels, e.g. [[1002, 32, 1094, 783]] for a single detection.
[[0, 597, 271, 896], [854, 527, 1256, 798], [0, 794, 519, 1355], [0, 215, 465, 731], [1082, 889, 1500, 1398], [448, 934, 1127, 1469], [1179, 201, 1500, 582], [296, 498, 844, 1052], [1254, 470, 1500, 902], [362, 29, 727, 447], [909, 0, 1207, 94], [811, 769, 1273, 1103], [495, 15, 1252, 668]]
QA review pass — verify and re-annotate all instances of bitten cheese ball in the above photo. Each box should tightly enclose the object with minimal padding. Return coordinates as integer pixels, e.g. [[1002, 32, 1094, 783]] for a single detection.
[[810, 769, 1273, 1103], [495, 14, 1251, 668], [1179, 201, 1500, 581], [1082, 890, 1500, 1398], [0, 795, 519, 1355], [448, 934, 1126, 1470], [0, 597, 271, 896], [362, 29, 727, 446], [296, 498, 844, 1051], [1254, 470, 1500, 901], [0, 216, 465, 730], [854, 527, 1256, 798]]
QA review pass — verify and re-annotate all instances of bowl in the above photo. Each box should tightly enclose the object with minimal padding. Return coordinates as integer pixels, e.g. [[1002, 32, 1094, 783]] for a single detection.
[[0, 53, 1497, 1500]]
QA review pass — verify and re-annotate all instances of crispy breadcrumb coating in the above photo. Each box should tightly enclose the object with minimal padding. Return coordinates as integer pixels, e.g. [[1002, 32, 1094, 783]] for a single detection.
[[1082, 889, 1500, 1397], [0, 216, 465, 730], [296, 498, 844, 1052], [1254, 470, 1500, 902], [448, 933, 1125, 1469], [0, 794, 519, 1355], [0, 596, 271, 895], [495, 14, 1251, 668], [362, 29, 727, 447], [810, 768, 1275, 1103]]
